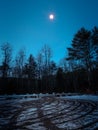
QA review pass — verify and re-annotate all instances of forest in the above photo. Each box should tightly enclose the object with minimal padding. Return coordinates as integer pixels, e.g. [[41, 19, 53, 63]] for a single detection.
[[0, 27, 98, 94]]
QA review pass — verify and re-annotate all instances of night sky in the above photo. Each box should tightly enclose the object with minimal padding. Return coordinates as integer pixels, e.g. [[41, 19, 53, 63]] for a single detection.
[[0, 0, 98, 62]]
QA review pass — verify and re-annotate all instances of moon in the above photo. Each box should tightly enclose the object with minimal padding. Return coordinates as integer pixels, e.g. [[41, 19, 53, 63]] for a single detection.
[[49, 14, 54, 20]]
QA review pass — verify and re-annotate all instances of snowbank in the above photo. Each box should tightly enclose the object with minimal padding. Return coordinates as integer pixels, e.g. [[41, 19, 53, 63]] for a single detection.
[[0, 93, 98, 102], [62, 94, 98, 102]]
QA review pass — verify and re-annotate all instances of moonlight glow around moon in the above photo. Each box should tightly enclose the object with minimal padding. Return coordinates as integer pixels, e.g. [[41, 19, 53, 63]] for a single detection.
[[49, 14, 54, 20]]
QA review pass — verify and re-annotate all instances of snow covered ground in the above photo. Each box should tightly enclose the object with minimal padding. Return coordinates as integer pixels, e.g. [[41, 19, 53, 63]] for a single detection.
[[0, 93, 98, 129], [61, 94, 98, 102]]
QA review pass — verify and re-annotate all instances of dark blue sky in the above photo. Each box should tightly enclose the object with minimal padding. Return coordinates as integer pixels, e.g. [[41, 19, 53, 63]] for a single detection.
[[0, 0, 98, 62]]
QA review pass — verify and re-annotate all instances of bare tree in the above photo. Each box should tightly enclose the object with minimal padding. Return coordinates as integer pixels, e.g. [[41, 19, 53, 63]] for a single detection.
[[36, 52, 43, 80], [14, 49, 26, 78], [41, 44, 52, 76], [41, 44, 52, 92], [1, 42, 12, 78], [59, 58, 69, 73]]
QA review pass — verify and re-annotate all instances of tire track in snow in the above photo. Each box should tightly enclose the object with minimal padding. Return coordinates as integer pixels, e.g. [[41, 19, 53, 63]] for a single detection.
[[0, 96, 98, 130]]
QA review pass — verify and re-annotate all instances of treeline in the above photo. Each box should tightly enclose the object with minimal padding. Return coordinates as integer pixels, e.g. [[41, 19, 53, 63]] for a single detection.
[[0, 27, 98, 94]]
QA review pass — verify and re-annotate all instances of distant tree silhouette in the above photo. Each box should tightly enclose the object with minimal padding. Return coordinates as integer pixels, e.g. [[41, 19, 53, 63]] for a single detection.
[[41, 44, 52, 75], [40, 44, 52, 92], [56, 67, 65, 92], [24, 54, 37, 79], [1, 42, 12, 78], [14, 49, 26, 78], [49, 61, 57, 75], [59, 58, 69, 73], [36, 52, 43, 80], [48, 61, 57, 92]]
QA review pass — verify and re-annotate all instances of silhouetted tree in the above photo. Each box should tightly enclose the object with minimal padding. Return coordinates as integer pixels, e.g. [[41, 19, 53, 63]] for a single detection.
[[14, 49, 26, 78], [92, 26, 98, 68], [59, 58, 69, 73], [24, 54, 37, 79], [48, 61, 57, 92], [67, 28, 95, 90], [35, 52, 44, 92], [36, 52, 43, 80], [42, 44, 52, 75], [56, 67, 65, 92], [49, 61, 57, 75], [1, 42, 12, 78], [41, 44, 52, 92]]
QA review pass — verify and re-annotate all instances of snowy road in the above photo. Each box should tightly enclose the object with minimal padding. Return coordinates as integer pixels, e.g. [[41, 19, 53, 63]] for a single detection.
[[0, 95, 98, 130]]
